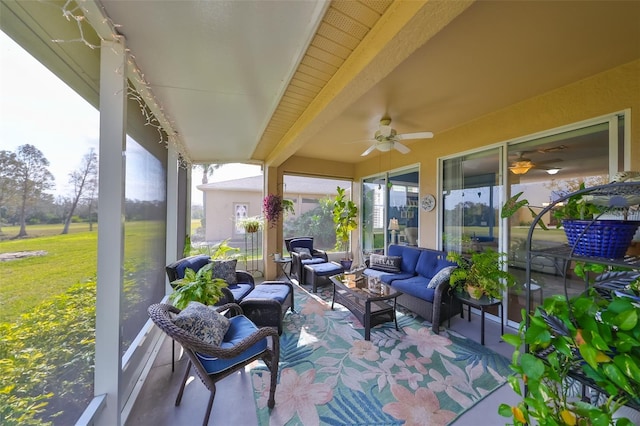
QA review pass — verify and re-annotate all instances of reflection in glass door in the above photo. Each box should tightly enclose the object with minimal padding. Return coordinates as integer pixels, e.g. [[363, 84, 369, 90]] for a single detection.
[[362, 176, 386, 255], [442, 148, 502, 255], [505, 121, 615, 323], [362, 167, 420, 256]]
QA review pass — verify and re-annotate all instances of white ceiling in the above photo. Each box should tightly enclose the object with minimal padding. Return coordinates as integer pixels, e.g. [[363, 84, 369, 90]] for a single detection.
[[2, 0, 639, 170], [101, 0, 328, 163]]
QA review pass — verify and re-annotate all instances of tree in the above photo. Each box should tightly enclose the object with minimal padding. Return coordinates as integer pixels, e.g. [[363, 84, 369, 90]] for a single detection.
[[195, 163, 222, 228], [62, 149, 97, 234], [13, 144, 55, 238], [0, 150, 19, 235]]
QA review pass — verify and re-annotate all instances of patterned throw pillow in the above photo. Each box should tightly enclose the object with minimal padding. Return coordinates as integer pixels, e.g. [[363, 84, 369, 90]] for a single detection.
[[173, 301, 230, 346], [210, 259, 238, 285], [369, 254, 402, 273], [427, 265, 457, 289], [293, 247, 313, 260]]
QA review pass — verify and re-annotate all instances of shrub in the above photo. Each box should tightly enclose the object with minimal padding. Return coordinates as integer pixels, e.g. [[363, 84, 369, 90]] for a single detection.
[[0, 281, 96, 425]]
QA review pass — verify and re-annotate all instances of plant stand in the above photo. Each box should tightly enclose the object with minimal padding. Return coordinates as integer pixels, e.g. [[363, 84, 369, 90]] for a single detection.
[[244, 231, 262, 277]]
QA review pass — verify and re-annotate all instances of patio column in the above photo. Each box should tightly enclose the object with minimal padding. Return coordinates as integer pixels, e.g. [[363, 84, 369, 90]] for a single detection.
[[263, 166, 280, 279], [95, 37, 127, 426]]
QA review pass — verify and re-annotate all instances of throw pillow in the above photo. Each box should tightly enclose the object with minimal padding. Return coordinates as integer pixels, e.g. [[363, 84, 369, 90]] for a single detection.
[[173, 301, 230, 346], [293, 247, 313, 260], [369, 254, 402, 273], [427, 265, 457, 289], [210, 259, 238, 285]]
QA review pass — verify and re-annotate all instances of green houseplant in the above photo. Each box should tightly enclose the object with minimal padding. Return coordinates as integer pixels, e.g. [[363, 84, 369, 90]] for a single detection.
[[502, 178, 640, 259], [446, 248, 516, 300], [238, 215, 264, 234], [169, 263, 229, 309], [499, 289, 640, 426], [332, 186, 358, 270]]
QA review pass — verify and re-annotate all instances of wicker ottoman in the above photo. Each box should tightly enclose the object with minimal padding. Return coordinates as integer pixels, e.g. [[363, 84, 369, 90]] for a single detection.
[[303, 262, 344, 293], [239, 281, 294, 335]]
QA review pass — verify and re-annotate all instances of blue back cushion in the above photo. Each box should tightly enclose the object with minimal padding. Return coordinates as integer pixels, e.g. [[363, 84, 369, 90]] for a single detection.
[[388, 245, 421, 273], [176, 255, 211, 279], [415, 250, 456, 280], [290, 238, 314, 252]]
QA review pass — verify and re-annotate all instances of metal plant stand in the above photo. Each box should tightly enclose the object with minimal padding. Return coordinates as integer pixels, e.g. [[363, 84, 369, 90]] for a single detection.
[[244, 230, 262, 277]]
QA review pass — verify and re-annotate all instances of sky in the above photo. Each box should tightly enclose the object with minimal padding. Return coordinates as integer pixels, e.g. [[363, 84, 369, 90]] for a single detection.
[[0, 30, 261, 204]]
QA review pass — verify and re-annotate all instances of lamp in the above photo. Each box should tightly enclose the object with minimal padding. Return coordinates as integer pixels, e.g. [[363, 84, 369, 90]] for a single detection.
[[389, 218, 400, 244], [546, 168, 561, 175], [509, 160, 534, 175]]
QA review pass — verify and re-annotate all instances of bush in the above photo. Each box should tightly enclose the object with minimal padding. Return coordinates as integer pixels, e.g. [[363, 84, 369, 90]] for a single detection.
[[0, 281, 96, 425]]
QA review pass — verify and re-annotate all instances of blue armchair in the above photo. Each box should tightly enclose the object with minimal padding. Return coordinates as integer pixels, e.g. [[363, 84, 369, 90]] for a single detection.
[[285, 237, 328, 282]]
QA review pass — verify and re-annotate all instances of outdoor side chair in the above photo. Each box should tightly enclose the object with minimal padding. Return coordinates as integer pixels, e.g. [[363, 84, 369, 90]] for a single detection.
[[147, 303, 279, 426]]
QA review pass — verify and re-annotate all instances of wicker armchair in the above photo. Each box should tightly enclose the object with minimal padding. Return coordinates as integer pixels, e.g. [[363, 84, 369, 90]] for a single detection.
[[147, 303, 279, 425], [285, 237, 328, 281]]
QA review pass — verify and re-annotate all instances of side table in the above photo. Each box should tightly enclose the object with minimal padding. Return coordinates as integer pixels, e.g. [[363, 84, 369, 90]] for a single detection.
[[273, 257, 293, 283], [452, 291, 503, 345]]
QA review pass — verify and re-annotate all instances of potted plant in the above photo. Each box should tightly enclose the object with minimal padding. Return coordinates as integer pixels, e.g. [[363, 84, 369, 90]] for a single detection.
[[332, 186, 358, 271], [263, 193, 294, 228], [169, 263, 229, 309], [499, 288, 640, 425], [446, 248, 517, 300], [238, 215, 264, 234], [502, 177, 640, 259]]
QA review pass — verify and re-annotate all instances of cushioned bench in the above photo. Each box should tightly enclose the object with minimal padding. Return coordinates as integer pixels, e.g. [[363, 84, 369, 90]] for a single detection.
[[239, 281, 294, 335], [303, 262, 344, 293]]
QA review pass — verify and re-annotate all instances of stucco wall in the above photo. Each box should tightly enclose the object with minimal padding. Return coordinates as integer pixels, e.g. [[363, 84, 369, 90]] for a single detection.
[[354, 59, 640, 249]]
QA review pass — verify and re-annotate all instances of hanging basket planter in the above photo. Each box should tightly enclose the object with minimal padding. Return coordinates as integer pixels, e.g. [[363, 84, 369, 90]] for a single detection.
[[562, 219, 640, 258]]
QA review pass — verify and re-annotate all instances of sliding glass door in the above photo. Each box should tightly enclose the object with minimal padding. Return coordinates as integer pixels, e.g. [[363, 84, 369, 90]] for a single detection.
[[442, 149, 502, 255], [362, 166, 419, 256]]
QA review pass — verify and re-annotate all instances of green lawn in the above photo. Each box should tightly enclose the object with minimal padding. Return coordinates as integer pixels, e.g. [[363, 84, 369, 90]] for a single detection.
[[0, 225, 98, 323]]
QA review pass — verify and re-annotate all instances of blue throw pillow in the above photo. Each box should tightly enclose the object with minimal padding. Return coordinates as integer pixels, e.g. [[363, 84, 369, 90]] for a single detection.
[[211, 259, 238, 285], [370, 254, 402, 273], [173, 301, 230, 346], [427, 265, 456, 289]]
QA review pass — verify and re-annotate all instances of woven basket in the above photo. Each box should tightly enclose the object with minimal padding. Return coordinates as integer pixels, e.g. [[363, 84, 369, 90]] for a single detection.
[[562, 219, 640, 258]]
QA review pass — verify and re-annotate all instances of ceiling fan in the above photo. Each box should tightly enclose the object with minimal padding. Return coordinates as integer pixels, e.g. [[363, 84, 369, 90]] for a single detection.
[[361, 117, 433, 156], [509, 149, 564, 175]]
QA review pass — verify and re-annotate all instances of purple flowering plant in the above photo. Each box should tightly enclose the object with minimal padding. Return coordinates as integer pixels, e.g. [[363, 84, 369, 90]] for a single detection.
[[263, 194, 294, 228]]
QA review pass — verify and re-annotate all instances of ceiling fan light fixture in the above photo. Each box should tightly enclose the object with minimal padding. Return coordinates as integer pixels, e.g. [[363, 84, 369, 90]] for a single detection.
[[509, 161, 534, 175], [546, 168, 561, 175], [377, 141, 395, 152]]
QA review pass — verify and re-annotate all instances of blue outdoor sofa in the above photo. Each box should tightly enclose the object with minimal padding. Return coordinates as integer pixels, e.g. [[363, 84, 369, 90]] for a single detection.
[[364, 244, 462, 334]]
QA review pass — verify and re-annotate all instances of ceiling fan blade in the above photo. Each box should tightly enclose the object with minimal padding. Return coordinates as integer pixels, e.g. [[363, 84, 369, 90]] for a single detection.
[[361, 145, 377, 157], [394, 142, 410, 154], [398, 131, 434, 140]]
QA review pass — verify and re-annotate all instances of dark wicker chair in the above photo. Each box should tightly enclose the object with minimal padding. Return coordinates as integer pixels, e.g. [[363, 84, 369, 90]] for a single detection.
[[147, 303, 279, 426], [286, 237, 328, 282]]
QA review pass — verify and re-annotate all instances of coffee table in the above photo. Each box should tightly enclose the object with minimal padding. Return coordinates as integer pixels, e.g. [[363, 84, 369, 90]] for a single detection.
[[330, 274, 402, 340]]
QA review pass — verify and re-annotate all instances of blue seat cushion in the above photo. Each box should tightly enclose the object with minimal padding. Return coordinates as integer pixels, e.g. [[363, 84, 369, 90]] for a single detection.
[[195, 315, 268, 374], [227, 283, 254, 301], [306, 262, 343, 277], [301, 258, 326, 266], [391, 277, 435, 302], [244, 284, 291, 304], [363, 268, 414, 284]]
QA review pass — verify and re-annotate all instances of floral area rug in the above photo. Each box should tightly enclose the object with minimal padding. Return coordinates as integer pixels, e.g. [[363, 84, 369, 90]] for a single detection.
[[250, 283, 510, 426]]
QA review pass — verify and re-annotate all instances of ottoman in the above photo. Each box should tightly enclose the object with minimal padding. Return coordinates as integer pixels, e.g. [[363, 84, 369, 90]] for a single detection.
[[239, 281, 294, 335], [304, 262, 344, 293]]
